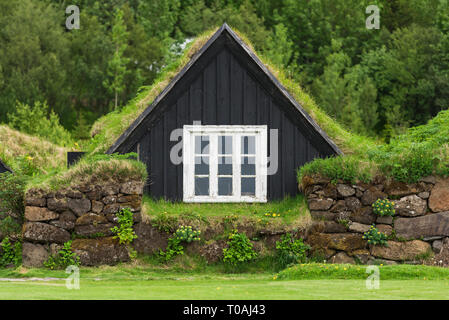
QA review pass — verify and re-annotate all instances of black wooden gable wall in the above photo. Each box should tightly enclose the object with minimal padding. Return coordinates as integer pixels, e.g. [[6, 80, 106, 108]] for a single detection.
[[111, 27, 340, 200]]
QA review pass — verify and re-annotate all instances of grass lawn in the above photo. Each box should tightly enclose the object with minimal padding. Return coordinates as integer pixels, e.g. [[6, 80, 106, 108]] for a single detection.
[[142, 194, 310, 225], [2, 278, 449, 300], [1, 263, 449, 300]]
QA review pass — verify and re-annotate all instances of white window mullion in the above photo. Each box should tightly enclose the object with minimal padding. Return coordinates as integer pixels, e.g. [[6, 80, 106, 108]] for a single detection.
[[256, 129, 267, 200], [234, 134, 241, 198], [260, 127, 268, 201], [255, 133, 260, 199], [183, 129, 193, 201], [210, 134, 218, 198]]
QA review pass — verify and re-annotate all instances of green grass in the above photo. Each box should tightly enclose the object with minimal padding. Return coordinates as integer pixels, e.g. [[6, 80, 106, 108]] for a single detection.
[[141, 194, 312, 236], [3, 279, 449, 300], [276, 263, 449, 280], [299, 109, 449, 185], [25, 153, 147, 192], [143, 194, 309, 223], [1, 264, 449, 299]]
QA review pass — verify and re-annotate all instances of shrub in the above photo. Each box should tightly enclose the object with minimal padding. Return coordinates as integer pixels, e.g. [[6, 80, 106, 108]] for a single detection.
[[0, 172, 28, 237], [0, 237, 22, 268], [223, 231, 257, 265], [174, 225, 201, 243], [44, 241, 80, 270], [110, 207, 137, 245], [275, 233, 310, 268], [159, 237, 184, 262], [8, 101, 73, 147], [159, 225, 201, 261], [363, 225, 388, 246], [372, 199, 395, 217], [0, 172, 27, 217], [110, 207, 138, 260]]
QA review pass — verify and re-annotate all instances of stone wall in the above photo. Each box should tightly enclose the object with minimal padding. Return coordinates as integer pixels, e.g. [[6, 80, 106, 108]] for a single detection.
[[302, 175, 449, 265], [22, 180, 144, 267]]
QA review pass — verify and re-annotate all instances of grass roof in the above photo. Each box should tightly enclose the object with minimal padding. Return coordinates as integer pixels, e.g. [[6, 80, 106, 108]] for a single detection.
[[87, 26, 376, 156], [25, 155, 147, 192], [299, 109, 449, 184], [0, 124, 68, 173]]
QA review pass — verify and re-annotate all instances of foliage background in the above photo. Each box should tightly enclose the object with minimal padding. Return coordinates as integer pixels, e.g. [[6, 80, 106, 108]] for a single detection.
[[0, 0, 448, 143]]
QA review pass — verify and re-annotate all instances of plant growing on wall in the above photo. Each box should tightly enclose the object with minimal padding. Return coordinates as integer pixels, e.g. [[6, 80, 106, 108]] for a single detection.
[[44, 241, 80, 270], [159, 225, 201, 262], [223, 230, 257, 265], [363, 225, 388, 246], [110, 207, 138, 259], [372, 199, 395, 216], [275, 233, 310, 268]]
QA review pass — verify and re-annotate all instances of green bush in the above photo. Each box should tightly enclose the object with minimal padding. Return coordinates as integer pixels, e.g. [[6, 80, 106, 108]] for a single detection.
[[223, 231, 257, 265], [8, 101, 73, 147], [275, 233, 310, 269], [372, 199, 395, 217], [0, 237, 22, 268], [44, 241, 80, 270], [174, 225, 201, 243], [363, 225, 388, 246], [0, 172, 27, 217], [159, 225, 201, 262], [110, 207, 138, 260], [110, 207, 137, 245], [0, 172, 28, 238], [159, 237, 184, 262]]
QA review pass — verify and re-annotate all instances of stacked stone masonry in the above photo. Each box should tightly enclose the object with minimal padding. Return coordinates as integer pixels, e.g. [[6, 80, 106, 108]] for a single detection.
[[302, 175, 449, 265], [22, 181, 144, 267]]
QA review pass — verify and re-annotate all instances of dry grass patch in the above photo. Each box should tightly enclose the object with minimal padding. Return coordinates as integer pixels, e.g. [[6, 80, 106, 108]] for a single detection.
[[0, 125, 68, 173], [26, 158, 147, 192]]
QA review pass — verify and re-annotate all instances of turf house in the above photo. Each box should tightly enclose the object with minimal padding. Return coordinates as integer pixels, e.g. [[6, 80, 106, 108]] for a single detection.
[[107, 23, 341, 202]]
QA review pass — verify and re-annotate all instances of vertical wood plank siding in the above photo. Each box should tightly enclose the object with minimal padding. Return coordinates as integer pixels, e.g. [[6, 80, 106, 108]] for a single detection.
[[123, 33, 336, 200]]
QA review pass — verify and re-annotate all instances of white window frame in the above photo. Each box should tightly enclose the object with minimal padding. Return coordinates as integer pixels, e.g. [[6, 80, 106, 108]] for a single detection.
[[183, 125, 267, 203]]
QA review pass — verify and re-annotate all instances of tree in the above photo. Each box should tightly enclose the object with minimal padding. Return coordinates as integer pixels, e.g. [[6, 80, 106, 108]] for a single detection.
[[0, 0, 70, 124], [265, 22, 295, 70], [361, 24, 446, 134], [313, 39, 379, 135], [103, 9, 130, 110], [8, 101, 73, 147]]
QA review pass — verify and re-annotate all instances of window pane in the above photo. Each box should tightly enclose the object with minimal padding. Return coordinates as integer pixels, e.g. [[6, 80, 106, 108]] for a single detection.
[[218, 156, 232, 175], [241, 136, 255, 154], [218, 177, 233, 196], [195, 156, 209, 175], [241, 177, 255, 196], [241, 156, 255, 175], [195, 136, 209, 154], [218, 136, 232, 154], [195, 177, 209, 196]]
